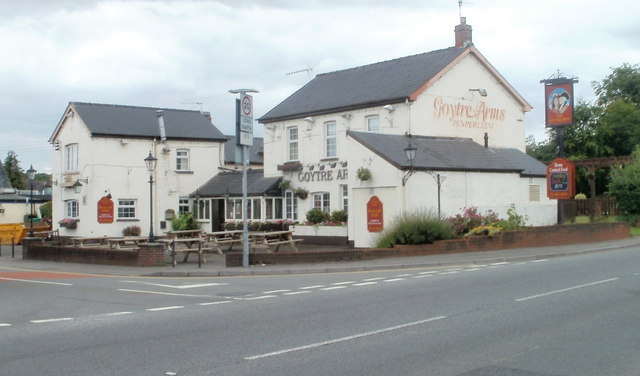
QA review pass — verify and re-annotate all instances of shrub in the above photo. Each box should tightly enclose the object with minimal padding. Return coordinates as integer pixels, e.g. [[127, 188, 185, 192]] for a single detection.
[[171, 213, 198, 232], [122, 225, 141, 237], [330, 209, 348, 223], [306, 208, 330, 224], [446, 207, 501, 236], [465, 225, 501, 237], [374, 209, 455, 248], [494, 204, 528, 231]]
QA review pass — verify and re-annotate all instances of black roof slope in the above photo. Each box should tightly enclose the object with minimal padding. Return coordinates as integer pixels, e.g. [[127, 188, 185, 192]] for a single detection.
[[259, 47, 465, 123], [52, 102, 227, 141], [348, 131, 546, 176], [194, 170, 281, 197]]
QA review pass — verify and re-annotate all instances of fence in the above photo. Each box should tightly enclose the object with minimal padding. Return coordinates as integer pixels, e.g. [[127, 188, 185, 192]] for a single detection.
[[562, 197, 619, 222]]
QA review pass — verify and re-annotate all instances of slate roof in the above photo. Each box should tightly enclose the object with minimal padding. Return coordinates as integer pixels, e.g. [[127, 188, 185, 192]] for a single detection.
[[50, 102, 227, 142], [348, 131, 546, 177], [193, 169, 281, 197], [259, 47, 466, 123], [224, 136, 264, 165]]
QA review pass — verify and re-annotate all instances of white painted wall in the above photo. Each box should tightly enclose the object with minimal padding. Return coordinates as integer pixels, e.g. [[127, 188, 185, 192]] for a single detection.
[[51, 112, 224, 237]]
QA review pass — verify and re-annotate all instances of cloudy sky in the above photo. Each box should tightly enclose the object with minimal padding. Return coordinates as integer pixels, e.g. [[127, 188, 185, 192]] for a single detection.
[[1, 0, 639, 173]]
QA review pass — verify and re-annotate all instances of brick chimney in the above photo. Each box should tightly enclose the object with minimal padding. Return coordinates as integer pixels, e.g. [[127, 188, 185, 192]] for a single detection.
[[454, 17, 473, 48]]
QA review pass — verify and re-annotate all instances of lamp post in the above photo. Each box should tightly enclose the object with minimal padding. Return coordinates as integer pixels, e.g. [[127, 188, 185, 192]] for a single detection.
[[27, 164, 36, 237], [402, 143, 417, 186], [144, 152, 157, 242]]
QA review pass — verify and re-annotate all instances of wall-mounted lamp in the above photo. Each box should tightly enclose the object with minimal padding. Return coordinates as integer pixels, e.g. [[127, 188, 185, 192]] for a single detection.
[[73, 178, 89, 194], [340, 113, 352, 120], [402, 143, 417, 186], [468, 88, 488, 97], [304, 117, 315, 123], [382, 104, 395, 112]]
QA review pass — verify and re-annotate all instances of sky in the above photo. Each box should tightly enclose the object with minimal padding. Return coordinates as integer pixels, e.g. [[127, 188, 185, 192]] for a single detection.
[[1, 0, 639, 174]]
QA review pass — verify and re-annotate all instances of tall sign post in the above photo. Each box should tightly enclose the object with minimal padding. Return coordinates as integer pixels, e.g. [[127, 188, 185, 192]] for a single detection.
[[541, 75, 578, 223], [229, 88, 258, 267]]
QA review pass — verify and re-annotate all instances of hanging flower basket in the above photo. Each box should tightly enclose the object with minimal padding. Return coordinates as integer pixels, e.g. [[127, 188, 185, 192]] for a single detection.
[[294, 187, 309, 199], [357, 167, 371, 181]]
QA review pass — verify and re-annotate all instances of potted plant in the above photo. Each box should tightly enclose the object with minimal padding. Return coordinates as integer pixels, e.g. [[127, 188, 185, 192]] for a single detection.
[[279, 179, 292, 191], [59, 218, 79, 229], [357, 167, 371, 181], [294, 187, 309, 199]]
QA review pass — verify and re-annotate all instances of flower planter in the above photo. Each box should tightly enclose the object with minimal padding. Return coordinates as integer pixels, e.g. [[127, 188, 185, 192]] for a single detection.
[[292, 225, 348, 245], [60, 222, 77, 229]]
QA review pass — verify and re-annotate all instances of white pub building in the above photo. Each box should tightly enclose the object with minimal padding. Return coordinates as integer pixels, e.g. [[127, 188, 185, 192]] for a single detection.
[[259, 18, 556, 247]]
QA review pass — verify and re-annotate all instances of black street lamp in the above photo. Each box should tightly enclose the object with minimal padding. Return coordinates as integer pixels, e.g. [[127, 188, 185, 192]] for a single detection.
[[144, 152, 157, 242], [27, 164, 37, 237], [402, 143, 417, 186]]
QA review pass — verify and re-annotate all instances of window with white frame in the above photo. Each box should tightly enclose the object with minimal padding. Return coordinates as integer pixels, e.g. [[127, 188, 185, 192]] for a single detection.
[[325, 122, 337, 158], [117, 199, 137, 219], [65, 143, 79, 172], [340, 184, 348, 211], [198, 199, 210, 220], [285, 190, 297, 220], [288, 127, 299, 161], [366, 115, 380, 132], [179, 197, 190, 215], [313, 192, 330, 213], [265, 197, 283, 220], [65, 200, 79, 218], [176, 149, 190, 171]]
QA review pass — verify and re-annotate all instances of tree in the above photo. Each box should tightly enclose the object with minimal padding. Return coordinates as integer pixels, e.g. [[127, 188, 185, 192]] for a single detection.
[[593, 63, 640, 107], [608, 150, 640, 215], [3, 150, 24, 190]]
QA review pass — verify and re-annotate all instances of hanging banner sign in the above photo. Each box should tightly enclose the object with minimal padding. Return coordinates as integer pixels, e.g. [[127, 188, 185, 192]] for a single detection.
[[542, 78, 576, 127], [546, 158, 576, 199], [367, 196, 384, 232], [97, 196, 114, 223]]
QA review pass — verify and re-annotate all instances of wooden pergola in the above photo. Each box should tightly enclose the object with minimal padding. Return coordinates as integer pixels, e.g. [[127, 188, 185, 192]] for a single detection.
[[571, 155, 633, 198]]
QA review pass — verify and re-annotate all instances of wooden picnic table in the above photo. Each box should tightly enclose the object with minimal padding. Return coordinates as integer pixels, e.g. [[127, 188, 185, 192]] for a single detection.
[[71, 236, 110, 248], [249, 230, 302, 253], [166, 229, 202, 238], [204, 230, 243, 254], [107, 236, 150, 249], [166, 237, 206, 268]]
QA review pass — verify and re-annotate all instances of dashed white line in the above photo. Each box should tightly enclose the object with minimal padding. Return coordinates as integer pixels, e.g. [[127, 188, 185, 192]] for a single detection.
[[383, 278, 405, 282], [283, 291, 311, 296], [440, 271, 459, 275], [490, 262, 509, 266], [363, 277, 385, 281], [146, 306, 184, 312], [31, 318, 74, 324], [464, 268, 481, 272], [533, 259, 548, 263], [320, 286, 347, 291], [244, 315, 447, 360], [516, 278, 620, 302], [263, 289, 291, 294], [353, 282, 378, 286], [0, 277, 73, 286], [243, 295, 277, 300], [412, 275, 433, 279], [395, 274, 413, 277], [331, 281, 356, 286], [0, 323, 11, 327], [198, 301, 232, 306], [418, 271, 439, 275], [118, 289, 211, 298], [103, 312, 133, 316], [300, 285, 325, 290]]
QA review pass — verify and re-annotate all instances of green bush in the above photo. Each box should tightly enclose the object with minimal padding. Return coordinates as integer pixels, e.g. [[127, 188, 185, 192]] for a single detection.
[[494, 204, 528, 231], [608, 150, 640, 215], [39, 201, 52, 219], [171, 213, 199, 232], [374, 209, 455, 248], [306, 208, 330, 224], [330, 210, 348, 223]]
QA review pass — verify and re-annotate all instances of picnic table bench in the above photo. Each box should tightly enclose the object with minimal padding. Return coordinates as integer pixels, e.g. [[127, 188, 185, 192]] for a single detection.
[[107, 236, 150, 249], [71, 236, 110, 248], [163, 230, 208, 268], [249, 230, 302, 253], [32, 229, 59, 241], [204, 230, 243, 254]]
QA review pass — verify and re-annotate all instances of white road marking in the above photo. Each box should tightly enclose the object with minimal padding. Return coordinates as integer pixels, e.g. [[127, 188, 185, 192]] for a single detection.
[[464, 268, 481, 271], [353, 282, 378, 286], [199, 301, 232, 306], [146, 306, 184, 312], [516, 278, 620, 302], [533, 259, 548, 263], [320, 286, 347, 291], [394, 274, 413, 277], [418, 271, 438, 275], [244, 315, 447, 360], [412, 275, 433, 279], [490, 262, 509, 266], [331, 281, 356, 285], [263, 289, 291, 294], [0, 277, 72, 286], [242, 295, 277, 300], [120, 281, 228, 289], [440, 271, 459, 275], [300, 285, 325, 290], [0, 323, 11, 327], [363, 277, 385, 281], [383, 278, 405, 282], [283, 291, 311, 296], [31, 318, 74, 324], [118, 288, 211, 297], [103, 312, 133, 316]]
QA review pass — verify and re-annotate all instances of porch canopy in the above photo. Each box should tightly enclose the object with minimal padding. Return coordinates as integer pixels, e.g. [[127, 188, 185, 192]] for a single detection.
[[192, 169, 282, 198]]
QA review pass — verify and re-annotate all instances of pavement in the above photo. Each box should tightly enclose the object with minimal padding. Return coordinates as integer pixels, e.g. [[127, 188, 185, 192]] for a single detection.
[[1, 237, 639, 277]]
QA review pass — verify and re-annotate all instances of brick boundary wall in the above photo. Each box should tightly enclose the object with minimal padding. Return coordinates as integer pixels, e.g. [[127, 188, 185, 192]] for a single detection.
[[23, 239, 165, 267], [226, 222, 631, 267]]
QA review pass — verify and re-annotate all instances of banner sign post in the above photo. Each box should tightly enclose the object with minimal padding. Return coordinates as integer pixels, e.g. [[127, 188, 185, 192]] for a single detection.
[[546, 158, 576, 200], [542, 78, 577, 128]]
